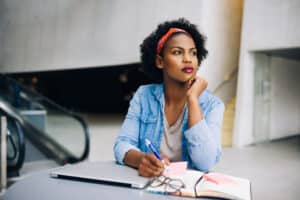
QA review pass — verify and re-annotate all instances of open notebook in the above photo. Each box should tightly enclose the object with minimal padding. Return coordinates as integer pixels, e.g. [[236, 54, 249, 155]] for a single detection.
[[146, 162, 251, 200]]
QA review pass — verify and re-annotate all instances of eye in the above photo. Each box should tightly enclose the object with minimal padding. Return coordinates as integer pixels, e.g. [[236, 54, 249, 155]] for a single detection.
[[172, 50, 182, 55], [191, 50, 197, 56]]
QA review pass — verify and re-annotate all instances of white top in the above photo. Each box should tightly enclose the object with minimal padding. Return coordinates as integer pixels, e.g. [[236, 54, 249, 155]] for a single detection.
[[160, 106, 185, 161]]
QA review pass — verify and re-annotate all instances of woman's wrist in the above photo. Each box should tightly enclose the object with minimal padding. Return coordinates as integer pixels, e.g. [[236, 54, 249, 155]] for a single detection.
[[187, 95, 198, 104], [124, 149, 145, 169], [187, 93, 203, 127]]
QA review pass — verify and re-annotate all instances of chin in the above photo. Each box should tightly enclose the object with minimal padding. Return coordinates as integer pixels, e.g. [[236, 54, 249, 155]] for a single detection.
[[177, 77, 191, 84], [183, 75, 194, 81]]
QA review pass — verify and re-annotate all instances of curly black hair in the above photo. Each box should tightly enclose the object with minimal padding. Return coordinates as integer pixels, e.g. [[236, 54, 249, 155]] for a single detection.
[[140, 18, 208, 83]]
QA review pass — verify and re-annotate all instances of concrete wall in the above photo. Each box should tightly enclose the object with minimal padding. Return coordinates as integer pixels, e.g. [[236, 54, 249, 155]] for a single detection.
[[252, 53, 271, 143], [199, 0, 243, 91], [241, 0, 300, 50], [0, 0, 243, 92], [0, 1, 4, 65], [234, 0, 300, 146], [270, 57, 300, 139], [0, 0, 203, 72]]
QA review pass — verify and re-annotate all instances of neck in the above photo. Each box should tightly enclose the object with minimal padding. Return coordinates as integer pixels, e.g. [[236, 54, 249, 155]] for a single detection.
[[164, 80, 186, 106]]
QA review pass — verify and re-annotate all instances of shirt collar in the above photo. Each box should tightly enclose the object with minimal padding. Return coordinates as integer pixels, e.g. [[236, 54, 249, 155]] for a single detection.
[[152, 84, 208, 130], [152, 83, 208, 114], [153, 83, 165, 108], [152, 83, 207, 103]]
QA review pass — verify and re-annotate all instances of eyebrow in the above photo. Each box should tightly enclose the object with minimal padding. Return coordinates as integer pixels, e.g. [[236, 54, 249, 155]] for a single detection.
[[169, 46, 197, 50]]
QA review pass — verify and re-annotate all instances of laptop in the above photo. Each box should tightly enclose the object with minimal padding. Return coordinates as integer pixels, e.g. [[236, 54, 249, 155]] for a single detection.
[[50, 161, 151, 189]]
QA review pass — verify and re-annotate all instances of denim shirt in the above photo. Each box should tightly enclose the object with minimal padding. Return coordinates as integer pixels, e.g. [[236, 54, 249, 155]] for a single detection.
[[114, 84, 224, 172]]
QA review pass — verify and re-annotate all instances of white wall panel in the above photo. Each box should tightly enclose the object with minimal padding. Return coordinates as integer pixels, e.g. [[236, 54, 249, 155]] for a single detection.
[[0, 0, 205, 72], [270, 57, 300, 139], [234, 0, 300, 146], [0, 0, 243, 94], [242, 0, 300, 50]]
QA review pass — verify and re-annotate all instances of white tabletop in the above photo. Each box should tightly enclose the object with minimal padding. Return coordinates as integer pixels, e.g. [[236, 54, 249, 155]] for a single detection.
[[4, 169, 212, 200]]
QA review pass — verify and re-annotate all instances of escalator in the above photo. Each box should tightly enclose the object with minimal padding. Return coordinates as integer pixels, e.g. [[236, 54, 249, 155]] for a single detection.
[[0, 73, 90, 178]]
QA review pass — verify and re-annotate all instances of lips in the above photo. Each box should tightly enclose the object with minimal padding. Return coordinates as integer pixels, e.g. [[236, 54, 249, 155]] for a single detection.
[[182, 66, 194, 73]]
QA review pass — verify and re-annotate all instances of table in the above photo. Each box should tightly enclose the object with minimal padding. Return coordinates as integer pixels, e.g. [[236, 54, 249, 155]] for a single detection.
[[3, 169, 212, 200]]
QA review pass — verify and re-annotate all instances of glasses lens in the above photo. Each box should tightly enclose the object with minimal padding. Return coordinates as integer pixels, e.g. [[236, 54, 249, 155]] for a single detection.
[[150, 176, 167, 187], [165, 179, 185, 193]]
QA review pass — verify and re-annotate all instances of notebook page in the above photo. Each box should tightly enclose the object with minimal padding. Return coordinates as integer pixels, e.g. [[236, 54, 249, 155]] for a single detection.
[[197, 174, 251, 200], [163, 162, 187, 176], [147, 169, 204, 196]]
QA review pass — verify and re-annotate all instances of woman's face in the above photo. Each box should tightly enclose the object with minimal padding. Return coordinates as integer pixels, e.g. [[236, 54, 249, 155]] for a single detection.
[[156, 33, 199, 84]]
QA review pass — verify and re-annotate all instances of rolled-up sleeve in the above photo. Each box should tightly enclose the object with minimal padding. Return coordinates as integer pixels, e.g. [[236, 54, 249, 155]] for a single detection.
[[114, 88, 142, 165], [184, 100, 225, 171]]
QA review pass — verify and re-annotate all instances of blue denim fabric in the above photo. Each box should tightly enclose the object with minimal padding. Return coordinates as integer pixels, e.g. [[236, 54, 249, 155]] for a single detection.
[[114, 84, 224, 172]]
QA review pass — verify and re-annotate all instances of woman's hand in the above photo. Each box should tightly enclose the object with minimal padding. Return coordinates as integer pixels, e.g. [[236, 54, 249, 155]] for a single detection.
[[160, 152, 171, 166], [186, 76, 208, 100], [185, 76, 207, 127], [124, 150, 167, 177], [138, 153, 165, 177]]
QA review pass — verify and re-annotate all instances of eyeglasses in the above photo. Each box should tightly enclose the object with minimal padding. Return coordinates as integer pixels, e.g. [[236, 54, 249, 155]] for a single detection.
[[194, 172, 208, 197], [150, 175, 186, 194]]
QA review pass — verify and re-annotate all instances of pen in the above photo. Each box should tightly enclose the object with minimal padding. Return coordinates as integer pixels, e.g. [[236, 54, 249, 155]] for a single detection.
[[145, 138, 165, 164]]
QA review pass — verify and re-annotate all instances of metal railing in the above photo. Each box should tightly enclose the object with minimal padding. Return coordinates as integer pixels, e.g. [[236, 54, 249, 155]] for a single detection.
[[0, 73, 90, 174]]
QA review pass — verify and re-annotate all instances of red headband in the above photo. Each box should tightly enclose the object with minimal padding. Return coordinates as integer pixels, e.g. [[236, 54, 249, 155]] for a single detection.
[[157, 28, 188, 55]]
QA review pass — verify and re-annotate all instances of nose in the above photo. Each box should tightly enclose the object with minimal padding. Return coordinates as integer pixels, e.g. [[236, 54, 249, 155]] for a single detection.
[[182, 52, 192, 63]]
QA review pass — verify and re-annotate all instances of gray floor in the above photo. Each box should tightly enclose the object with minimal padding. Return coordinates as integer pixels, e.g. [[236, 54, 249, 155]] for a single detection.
[[213, 137, 300, 200], [86, 114, 300, 200], [88, 115, 300, 200], [13, 114, 300, 199]]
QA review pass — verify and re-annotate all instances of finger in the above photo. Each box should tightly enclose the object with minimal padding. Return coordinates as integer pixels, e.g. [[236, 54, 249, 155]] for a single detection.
[[186, 78, 196, 89], [139, 164, 162, 177], [195, 77, 207, 89], [139, 162, 155, 177], [198, 77, 208, 88], [141, 155, 163, 172], [146, 162, 162, 172], [160, 152, 171, 165], [198, 76, 206, 84], [163, 157, 170, 165], [139, 167, 151, 177], [146, 154, 164, 168], [194, 76, 202, 84]]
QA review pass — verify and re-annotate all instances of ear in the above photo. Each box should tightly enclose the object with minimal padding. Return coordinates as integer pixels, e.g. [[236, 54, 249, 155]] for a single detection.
[[155, 55, 164, 69]]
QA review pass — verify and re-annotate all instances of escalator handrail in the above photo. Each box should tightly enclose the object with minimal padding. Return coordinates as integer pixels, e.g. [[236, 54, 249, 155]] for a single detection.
[[0, 73, 90, 162], [0, 98, 79, 164], [7, 118, 26, 171], [0, 111, 26, 172]]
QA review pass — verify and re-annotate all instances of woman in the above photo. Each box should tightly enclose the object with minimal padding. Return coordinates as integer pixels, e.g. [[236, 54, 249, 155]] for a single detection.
[[114, 18, 224, 177]]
